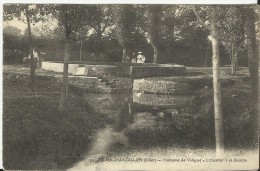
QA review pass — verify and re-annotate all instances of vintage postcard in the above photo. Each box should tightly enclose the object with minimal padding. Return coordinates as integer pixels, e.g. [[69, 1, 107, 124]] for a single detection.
[[1, 2, 259, 171]]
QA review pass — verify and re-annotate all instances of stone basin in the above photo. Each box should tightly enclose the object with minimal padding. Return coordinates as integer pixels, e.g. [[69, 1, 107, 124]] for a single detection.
[[133, 79, 193, 95], [133, 93, 193, 108]]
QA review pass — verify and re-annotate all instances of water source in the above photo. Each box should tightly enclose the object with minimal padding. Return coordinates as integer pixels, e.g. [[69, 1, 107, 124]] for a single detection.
[[66, 91, 192, 170]]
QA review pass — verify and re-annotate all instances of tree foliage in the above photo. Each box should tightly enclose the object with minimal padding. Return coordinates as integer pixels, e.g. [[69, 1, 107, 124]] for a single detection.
[[147, 5, 162, 63], [4, 4, 48, 85], [112, 5, 137, 62], [217, 6, 246, 73], [3, 4, 257, 67]]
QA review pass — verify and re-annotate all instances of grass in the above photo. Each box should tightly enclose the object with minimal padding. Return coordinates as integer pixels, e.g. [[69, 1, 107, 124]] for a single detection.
[[126, 77, 258, 149], [3, 70, 107, 170], [185, 85, 258, 148], [2, 65, 259, 170]]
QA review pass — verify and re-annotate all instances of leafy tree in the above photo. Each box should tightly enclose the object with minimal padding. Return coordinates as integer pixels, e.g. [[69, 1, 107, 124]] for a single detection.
[[217, 6, 246, 74], [147, 5, 162, 64], [4, 4, 46, 85], [193, 5, 224, 156], [3, 49, 25, 65], [3, 26, 22, 50], [209, 6, 224, 157], [50, 4, 92, 110], [113, 5, 136, 63], [243, 6, 259, 112], [3, 25, 22, 36], [87, 5, 113, 61]]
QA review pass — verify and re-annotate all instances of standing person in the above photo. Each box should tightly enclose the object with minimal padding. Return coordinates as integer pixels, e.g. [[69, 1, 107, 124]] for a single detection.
[[38, 51, 46, 67], [131, 52, 137, 63], [126, 55, 131, 63], [28, 48, 39, 69], [137, 52, 145, 63]]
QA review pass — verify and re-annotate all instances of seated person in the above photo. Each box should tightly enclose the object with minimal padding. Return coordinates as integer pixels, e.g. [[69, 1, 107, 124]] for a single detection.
[[137, 52, 145, 63]]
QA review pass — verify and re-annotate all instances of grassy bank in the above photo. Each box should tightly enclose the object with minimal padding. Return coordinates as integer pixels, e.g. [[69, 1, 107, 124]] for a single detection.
[[2, 65, 258, 170], [185, 85, 258, 148], [125, 82, 258, 150], [3, 71, 107, 170]]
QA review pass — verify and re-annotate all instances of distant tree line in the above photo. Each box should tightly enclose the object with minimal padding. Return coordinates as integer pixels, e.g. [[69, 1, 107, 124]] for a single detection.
[[3, 5, 253, 67]]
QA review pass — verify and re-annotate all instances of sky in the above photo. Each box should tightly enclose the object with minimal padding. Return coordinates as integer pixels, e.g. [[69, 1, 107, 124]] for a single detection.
[[3, 18, 27, 32]]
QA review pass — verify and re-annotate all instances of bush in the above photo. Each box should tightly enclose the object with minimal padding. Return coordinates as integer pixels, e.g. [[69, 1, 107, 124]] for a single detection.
[[3, 49, 25, 65], [185, 87, 258, 148]]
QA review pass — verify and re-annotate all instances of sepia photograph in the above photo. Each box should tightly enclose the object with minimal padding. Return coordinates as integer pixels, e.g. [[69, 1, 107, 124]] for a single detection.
[[1, 3, 260, 170]]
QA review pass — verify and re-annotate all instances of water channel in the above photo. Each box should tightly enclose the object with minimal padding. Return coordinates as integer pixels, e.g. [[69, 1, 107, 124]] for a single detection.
[[65, 90, 193, 170]]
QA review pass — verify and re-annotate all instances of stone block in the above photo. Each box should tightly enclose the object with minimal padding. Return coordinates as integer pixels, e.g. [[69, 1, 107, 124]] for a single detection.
[[133, 79, 193, 95], [74, 67, 88, 76], [133, 93, 193, 108]]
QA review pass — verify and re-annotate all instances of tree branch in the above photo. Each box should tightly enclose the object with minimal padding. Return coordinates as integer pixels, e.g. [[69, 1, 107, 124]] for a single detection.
[[192, 7, 210, 30], [101, 21, 109, 33], [88, 21, 98, 32]]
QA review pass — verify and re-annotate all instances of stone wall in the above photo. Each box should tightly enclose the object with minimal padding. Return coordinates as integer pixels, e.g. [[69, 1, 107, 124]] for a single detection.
[[42, 61, 186, 79], [130, 65, 186, 78], [133, 79, 193, 95]]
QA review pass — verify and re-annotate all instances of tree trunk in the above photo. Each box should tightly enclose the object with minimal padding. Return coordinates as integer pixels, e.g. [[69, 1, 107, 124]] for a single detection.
[[245, 7, 259, 110], [231, 43, 234, 73], [79, 41, 83, 61], [38, 52, 42, 68], [152, 44, 158, 64], [245, 7, 259, 141], [59, 39, 70, 111], [234, 49, 238, 71], [122, 46, 129, 63], [96, 28, 103, 62], [25, 7, 35, 86], [148, 5, 161, 64], [209, 6, 224, 157], [231, 45, 238, 74]]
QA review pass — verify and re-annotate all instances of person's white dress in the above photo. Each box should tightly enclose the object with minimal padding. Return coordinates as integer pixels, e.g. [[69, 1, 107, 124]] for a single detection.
[[137, 54, 145, 63], [28, 50, 39, 60]]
